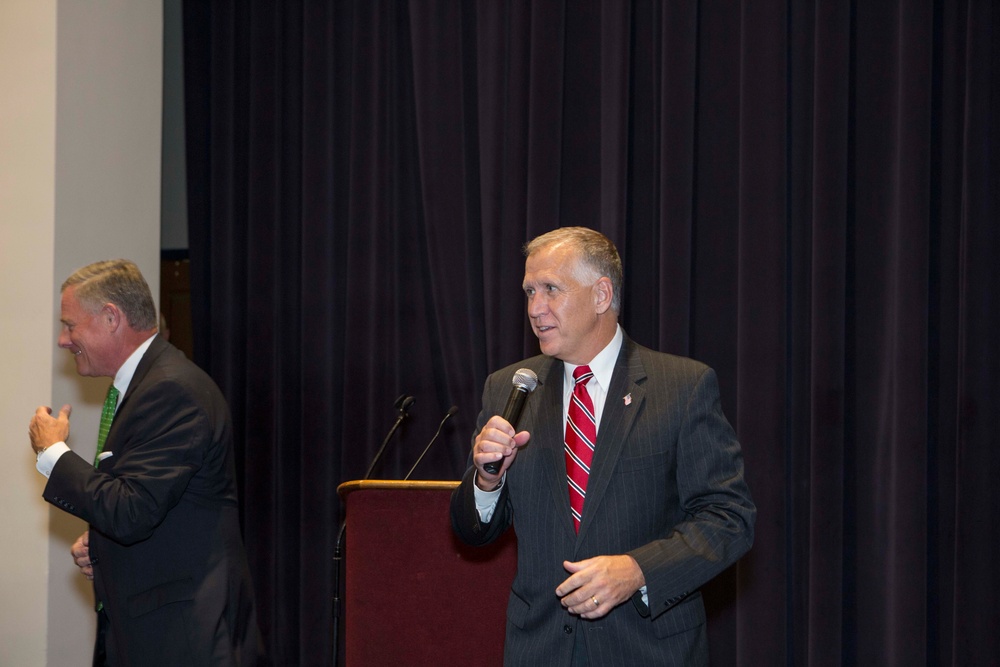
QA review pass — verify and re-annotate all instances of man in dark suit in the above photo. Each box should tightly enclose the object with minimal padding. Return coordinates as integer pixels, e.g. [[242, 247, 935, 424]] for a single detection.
[[451, 228, 755, 665], [29, 259, 263, 666]]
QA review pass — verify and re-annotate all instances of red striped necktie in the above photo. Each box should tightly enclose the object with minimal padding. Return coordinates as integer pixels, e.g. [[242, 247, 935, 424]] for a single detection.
[[565, 365, 596, 533]]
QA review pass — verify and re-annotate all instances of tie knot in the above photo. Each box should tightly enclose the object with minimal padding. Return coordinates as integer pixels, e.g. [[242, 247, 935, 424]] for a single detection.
[[573, 365, 593, 385]]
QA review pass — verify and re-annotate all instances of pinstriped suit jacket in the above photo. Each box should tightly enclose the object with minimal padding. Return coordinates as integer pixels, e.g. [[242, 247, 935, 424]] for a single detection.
[[451, 334, 755, 666]]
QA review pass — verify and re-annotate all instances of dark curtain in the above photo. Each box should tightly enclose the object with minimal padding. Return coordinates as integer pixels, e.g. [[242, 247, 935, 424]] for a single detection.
[[183, 1, 998, 665]]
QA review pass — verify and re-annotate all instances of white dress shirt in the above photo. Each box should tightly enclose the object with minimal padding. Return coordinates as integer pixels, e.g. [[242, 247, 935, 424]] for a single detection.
[[474, 325, 624, 518]]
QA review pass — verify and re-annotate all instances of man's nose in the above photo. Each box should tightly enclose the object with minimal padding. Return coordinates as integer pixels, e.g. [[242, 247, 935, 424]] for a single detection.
[[527, 294, 545, 317]]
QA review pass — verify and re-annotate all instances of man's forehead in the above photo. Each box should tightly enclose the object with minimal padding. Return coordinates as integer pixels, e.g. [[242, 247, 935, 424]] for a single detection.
[[60, 288, 78, 309], [525, 249, 586, 284], [527, 245, 573, 270], [523, 264, 564, 287], [60, 288, 92, 319]]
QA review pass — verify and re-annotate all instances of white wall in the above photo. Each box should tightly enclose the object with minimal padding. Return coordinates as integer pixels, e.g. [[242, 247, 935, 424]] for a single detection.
[[0, 1, 163, 665], [0, 2, 58, 665]]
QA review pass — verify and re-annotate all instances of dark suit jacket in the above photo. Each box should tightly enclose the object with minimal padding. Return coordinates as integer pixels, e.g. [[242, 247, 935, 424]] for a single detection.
[[451, 335, 755, 666], [44, 335, 263, 666]]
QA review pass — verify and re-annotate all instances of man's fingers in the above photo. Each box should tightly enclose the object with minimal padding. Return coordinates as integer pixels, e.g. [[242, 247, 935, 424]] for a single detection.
[[71, 532, 91, 569], [556, 555, 643, 620]]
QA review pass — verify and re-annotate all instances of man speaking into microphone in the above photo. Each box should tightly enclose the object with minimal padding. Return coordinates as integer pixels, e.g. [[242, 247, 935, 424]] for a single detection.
[[450, 227, 755, 666]]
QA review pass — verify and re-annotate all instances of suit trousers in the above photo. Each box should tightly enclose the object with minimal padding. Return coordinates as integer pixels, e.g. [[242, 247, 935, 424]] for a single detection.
[[94, 609, 109, 667]]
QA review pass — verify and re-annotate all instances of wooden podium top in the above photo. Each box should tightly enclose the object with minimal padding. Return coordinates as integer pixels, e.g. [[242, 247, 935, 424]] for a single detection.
[[337, 477, 513, 666], [336, 479, 460, 500]]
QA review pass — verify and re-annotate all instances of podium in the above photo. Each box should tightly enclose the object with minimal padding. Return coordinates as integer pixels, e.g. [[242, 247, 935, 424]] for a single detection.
[[337, 480, 517, 666]]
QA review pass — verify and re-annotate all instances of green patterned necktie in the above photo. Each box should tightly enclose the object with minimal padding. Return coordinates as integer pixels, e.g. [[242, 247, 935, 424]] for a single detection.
[[94, 384, 120, 467]]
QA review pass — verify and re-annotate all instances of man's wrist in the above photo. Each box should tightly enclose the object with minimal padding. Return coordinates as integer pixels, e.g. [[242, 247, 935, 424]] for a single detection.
[[475, 472, 504, 492], [36, 441, 70, 478]]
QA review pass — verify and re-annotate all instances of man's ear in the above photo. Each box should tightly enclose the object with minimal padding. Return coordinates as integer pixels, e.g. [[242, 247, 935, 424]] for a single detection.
[[593, 276, 614, 314], [101, 303, 123, 332]]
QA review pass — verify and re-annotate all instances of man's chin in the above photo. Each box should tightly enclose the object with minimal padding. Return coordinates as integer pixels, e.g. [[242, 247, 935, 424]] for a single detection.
[[538, 340, 559, 358]]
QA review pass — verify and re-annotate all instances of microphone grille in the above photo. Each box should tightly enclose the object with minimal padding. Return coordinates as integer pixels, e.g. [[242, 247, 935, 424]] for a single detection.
[[512, 368, 539, 393]]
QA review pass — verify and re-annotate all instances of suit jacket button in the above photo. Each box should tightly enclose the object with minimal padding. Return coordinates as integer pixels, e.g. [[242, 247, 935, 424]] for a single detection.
[[563, 625, 573, 634]]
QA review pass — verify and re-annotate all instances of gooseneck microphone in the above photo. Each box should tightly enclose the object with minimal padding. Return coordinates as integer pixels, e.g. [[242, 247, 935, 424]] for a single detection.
[[404, 406, 458, 480], [362, 394, 415, 480], [334, 393, 414, 667], [483, 368, 539, 474]]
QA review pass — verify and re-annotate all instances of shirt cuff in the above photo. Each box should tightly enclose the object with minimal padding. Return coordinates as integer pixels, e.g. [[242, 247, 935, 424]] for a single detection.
[[473, 473, 504, 522], [36, 442, 70, 478]]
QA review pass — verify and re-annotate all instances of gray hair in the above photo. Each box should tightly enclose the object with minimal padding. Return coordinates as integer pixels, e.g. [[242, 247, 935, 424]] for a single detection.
[[62, 259, 157, 331], [524, 227, 623, 313]]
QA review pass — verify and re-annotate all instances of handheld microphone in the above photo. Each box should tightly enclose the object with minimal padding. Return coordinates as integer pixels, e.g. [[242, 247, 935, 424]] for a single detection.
[[483, 368, 539, 474], [403, 406, 458, 480], [362, 394, 415, 480]]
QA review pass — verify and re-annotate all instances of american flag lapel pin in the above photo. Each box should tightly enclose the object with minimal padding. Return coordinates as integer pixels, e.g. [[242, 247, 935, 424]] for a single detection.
[[624, 393, 632, 406]]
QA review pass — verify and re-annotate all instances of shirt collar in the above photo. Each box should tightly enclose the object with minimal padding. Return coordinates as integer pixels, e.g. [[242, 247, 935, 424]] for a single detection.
[[112, 333, 158, 405], [562, 324, 623, 391]]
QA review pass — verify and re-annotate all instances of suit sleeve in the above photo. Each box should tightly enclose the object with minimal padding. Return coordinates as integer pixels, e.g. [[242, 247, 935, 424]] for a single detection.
[[450, 466, 513, 546], [450, 372, 514, 546], [43, 378, 209, 545], [628, 366, 755, 619]]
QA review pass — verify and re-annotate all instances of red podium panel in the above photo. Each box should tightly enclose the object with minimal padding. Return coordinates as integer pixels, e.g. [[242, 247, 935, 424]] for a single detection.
[[338, 481, 516, 666]]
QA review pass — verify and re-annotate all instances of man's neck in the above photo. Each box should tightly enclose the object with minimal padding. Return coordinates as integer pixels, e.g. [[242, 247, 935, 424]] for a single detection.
[[590, 315, 620, 355], [107, 328, 157, 378]]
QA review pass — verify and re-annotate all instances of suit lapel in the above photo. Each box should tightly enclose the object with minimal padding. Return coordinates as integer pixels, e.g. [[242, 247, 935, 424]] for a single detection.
[[526, 357, 578, 540], [576, 338, 646, 541], [106, 335, 168, 447]]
